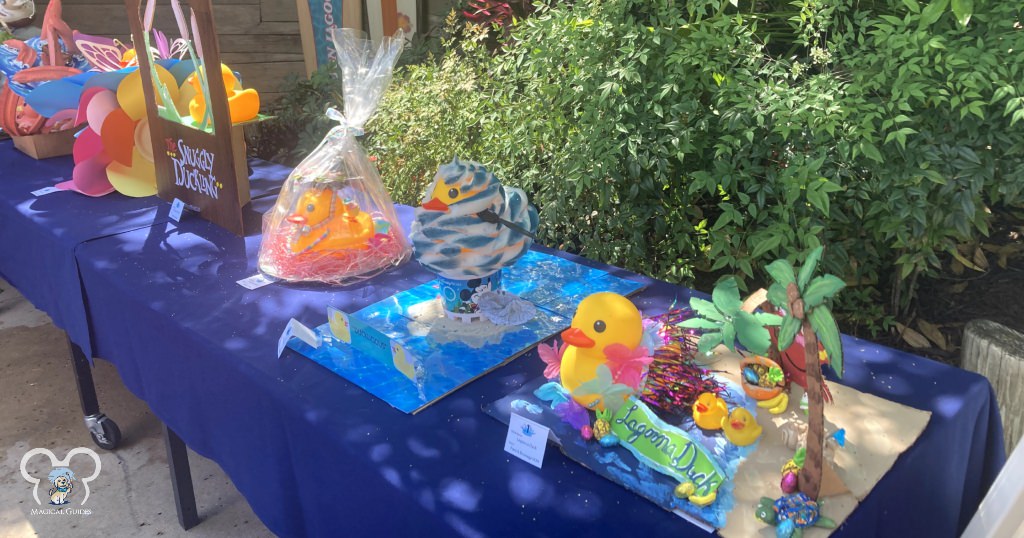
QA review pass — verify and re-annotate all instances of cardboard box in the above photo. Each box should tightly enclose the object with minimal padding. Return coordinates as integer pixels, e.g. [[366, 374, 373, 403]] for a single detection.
[[12, 130, 76, 159]]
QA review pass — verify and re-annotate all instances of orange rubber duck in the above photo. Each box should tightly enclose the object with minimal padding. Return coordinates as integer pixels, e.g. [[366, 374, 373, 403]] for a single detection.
[[287, 189, 374, 254], [188, 64, 259, 124]]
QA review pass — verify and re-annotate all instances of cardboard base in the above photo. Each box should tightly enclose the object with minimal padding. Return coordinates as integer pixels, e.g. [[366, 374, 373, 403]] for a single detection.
[[481, 346, 932, 535], [715, 350, 932, 537], [288, 250, 646, 413], [12, 130, 75, 159]]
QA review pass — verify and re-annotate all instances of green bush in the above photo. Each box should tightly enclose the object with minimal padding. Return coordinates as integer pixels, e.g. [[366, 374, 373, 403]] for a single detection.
[[261, 0, 1024, 333]]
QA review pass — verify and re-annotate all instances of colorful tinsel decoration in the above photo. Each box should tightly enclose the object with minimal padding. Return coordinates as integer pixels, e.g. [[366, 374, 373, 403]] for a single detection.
[[640, 308, 726, 416]]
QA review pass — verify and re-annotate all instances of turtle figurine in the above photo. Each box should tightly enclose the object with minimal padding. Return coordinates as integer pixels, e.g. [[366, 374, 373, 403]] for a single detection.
[[755, 493, 836, 538]]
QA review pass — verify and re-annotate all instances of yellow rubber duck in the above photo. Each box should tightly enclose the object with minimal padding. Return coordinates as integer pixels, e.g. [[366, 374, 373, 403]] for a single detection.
[[188, 64, 260, 124], [560, 292, 643, 411], [286, 189, 374, 253], [692, 392, 729, 430], [721, 407, 763, 447]]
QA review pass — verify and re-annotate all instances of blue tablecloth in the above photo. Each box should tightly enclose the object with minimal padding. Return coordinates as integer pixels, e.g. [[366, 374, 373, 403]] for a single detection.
[[0, 145, 1005, 537], [70, 196, 1005, 537], [0, 139, 288, 356]]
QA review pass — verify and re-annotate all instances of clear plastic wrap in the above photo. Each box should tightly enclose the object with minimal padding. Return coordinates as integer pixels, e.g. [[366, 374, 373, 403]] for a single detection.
[[258, 29, 410, 284]]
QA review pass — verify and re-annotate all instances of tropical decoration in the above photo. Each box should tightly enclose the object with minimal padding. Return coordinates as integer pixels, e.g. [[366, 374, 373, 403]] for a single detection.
[[764, 246, 845, 500], [678, 276, 782, 355], [0, 0, 89, 138], [533, 293, 743, 509], [639, 308, 725, 416]]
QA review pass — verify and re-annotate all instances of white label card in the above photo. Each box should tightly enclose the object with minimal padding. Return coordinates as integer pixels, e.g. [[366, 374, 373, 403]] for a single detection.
[[169, 198, 186, 222], [278, 318, 321, 358], [504, 414, 550, 469], [237, 273, 278, 290], [32, 186, 61, 197]]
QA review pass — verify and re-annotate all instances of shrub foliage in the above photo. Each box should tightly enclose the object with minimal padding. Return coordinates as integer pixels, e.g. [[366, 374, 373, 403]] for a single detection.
[[262, 0, 1024, 331]]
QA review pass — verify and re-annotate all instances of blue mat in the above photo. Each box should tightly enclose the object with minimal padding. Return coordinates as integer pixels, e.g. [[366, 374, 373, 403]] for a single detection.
[[483, 375, 758, 530], [288, 250, 645, 413]]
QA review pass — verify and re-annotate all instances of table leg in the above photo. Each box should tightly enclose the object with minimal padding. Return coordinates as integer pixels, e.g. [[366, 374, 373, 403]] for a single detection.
[[66, 335, 122, 450], [163, 424, 200, 530]]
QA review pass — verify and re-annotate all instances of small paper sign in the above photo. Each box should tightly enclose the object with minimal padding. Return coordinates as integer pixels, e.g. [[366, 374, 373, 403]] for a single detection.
[[31, 186, 61, 197], [237, 273, 278, 290], [278, 318, 321, 357], [169, 198, 186, 222], [504, 413, 550, 469]]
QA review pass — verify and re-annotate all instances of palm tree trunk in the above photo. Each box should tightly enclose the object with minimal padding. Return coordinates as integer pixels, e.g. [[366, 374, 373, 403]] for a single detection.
[[798, 318, 824, 500]]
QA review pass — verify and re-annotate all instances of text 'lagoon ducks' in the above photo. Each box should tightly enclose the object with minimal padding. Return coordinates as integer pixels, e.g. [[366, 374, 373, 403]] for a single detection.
[[560, 292, 643, 411], [410, 158, 538, 280]]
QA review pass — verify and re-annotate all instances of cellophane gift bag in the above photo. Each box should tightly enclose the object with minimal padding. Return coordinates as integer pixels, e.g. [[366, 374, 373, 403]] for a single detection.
[[258, 29, 410, 284]]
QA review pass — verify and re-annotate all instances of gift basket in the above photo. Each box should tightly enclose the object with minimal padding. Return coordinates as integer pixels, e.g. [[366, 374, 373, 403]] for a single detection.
[[258, 29, 410, 284]]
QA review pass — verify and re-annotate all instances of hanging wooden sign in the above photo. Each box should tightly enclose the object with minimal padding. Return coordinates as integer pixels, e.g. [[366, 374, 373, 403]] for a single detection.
[[124, 0, 251, 235]]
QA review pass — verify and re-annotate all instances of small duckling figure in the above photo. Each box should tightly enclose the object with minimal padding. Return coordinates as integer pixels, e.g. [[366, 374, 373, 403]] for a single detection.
[[286, 188, 374, 254], [692, 392, 729, 431], [188, 64, 259, 124], [721, 407, 763, 447]]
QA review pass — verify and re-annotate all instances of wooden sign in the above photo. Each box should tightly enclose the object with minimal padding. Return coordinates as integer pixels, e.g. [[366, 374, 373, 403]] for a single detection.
[[124, 0, 251, 235], [295, 0, 362, 77]]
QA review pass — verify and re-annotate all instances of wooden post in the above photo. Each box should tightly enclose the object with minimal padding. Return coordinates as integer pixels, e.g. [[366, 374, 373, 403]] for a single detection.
[[963, 319, 1024, 455]]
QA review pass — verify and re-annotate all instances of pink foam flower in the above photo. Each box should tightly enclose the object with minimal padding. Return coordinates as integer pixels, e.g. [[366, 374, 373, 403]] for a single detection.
[[538, 340, 567, 380], [603, 344, 654, 390]]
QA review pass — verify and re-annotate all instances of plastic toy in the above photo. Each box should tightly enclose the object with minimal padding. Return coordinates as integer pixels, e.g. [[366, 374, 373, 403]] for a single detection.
[[692, 392, 728, 430], [721, 407, 762, 446], [755, 493, 836, 538], [285, 188, 374, 253], [559, 292, 643, 410], [187, 63, 258, 124], [258, 29, 410, 283]]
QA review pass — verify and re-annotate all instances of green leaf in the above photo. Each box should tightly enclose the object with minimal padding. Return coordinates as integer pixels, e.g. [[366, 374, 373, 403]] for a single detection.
[[751, 234, 782, 259], [678, 318, 724, 330], [901, 0, 921, 13], [951, 0, 972, 25], [778, 315, 801, 351], [808, 306, 844, 378], [807, 186, 830, 217], [767, 283, 789, 309], [765, 259, 796, 287], [860, 142, 884, 163], [802, 274, 846, 308], [721, 321, 737, 351], [697, 332, 724, 355], [754, 312, 783, 326], [920, 0, 950, 27], [798, 246, 824, 290], [734, 310, 772, 355], [712, 276, 743, 315], [689, 298, 724, 321], [793, 447, 806, 467]]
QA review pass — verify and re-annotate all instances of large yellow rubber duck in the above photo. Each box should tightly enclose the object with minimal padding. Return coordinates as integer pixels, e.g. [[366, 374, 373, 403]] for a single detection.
[[692, 392, 729, 430], [721, 407, 762, 446], [188, 64, 260, 124], [286, 189, 374, 253], [560, 292, 643, 411]]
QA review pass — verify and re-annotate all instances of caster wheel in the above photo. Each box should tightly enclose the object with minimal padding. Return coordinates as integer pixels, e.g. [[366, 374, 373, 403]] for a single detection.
[[90, 417, 122, 450]]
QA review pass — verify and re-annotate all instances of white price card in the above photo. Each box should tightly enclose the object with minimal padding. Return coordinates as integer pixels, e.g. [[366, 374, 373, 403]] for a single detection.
[[169, 198, 188, 222], [277, 318, 321, 358], [237, 273, 278, 290], [504, 413, 550, 469], [31, 186, 61, 197]]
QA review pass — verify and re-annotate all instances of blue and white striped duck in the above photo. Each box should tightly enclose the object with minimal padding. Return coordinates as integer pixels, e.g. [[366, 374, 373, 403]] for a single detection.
[[410, 158, 538, 280]]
